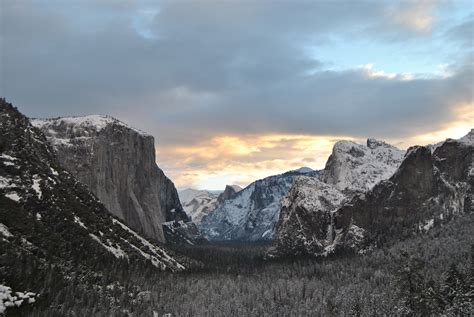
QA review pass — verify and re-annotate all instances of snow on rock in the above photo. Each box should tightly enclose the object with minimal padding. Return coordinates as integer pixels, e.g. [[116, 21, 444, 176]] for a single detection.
[[200, 173, 296, 241], [0, 154, 17, 167], [74, 215, 87, 229], [0, 284, 38, 314], [31, 176, 42, 199], [0, 223, 13, 238], [32, 115, 149, 137], [420, 218, 435, 232], [89, 233, 128, 259], [321, 139, 404, 192], [112, 219, 185, 271], [179, 189, 220, 224], [271, 138, 406, 257], [273, 130, 473, 258], [269, 176, 349, 256], [0, 176, 14, 189], [179, 185, 242, 224], [5, 192, 21, 202], [459, 128, 474, 146]]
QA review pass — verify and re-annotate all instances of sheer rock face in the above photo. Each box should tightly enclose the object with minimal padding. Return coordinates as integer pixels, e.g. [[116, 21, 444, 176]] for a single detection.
[[32, 116, 188, 243], [271, 132, 473, 257], [0, 100, 185, 272]]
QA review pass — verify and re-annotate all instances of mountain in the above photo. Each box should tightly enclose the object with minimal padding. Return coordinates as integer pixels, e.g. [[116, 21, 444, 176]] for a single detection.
[[179, 185, 242, 224], [32, 115, 188, 243], [179, 189, 220, 224], [200, 169, 316, 241], [0, 98, 185, 282], [321, 138, 404, 192], [217, 185, 242, 203], [271, 132, 473, 257]]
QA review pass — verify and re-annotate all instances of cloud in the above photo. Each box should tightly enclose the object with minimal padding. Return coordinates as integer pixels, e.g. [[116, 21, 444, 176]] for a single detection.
[[1, 0, 472, 188], [385, 0, 437, 33], [156, 133, 355, 189]]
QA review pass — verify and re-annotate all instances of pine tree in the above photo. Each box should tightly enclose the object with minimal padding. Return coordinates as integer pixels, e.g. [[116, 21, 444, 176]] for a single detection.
[[396, 253, 428, 315]]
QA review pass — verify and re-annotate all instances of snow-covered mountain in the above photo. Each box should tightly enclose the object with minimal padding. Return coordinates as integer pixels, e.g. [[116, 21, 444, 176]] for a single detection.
[[321, 138, 404, 192], [32, 115, 190, 243], [179, 189, 220, 224], [271, 132, 473, 257], [200, 169, 316, 241], [179, 185, 242, 224], [270, 138, 404, 256], [0, 99, 185, 272]]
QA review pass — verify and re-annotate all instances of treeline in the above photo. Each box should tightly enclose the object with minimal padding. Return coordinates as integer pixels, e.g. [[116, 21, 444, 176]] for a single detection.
[[2, 213, 473, 316]]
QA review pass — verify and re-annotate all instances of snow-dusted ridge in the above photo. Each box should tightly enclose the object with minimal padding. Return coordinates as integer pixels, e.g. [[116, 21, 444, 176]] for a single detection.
[[271, 131, 473, 257], [32, 114, 150, 136], [200, 171, 300, 241]]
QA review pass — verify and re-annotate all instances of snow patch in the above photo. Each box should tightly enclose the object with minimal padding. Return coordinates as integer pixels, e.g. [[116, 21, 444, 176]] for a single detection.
[[419, 218, 435, 232], [50, 167, 59, 176], [5, 192, 21, 202], [112, 219, 185, 270], [0, 284, 38, 314], [89, 233, 128, 259], [74, 215, 87, 229], [32, 176, 42, 199], [0, 176, 14, 189], [0, 223, 12, 238], [0, 154, 17, 161]]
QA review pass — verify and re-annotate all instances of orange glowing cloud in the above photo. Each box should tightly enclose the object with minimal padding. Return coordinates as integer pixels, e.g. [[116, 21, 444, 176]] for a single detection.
[[392, 102, 474, 148], [155, 134, 357, 190]]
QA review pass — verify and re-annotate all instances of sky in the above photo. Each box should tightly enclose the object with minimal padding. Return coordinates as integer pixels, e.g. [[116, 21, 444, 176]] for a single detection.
[[1, 0, 473, 190]]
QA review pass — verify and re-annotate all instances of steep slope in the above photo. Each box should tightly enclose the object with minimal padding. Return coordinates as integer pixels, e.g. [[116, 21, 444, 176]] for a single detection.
[[200, 170, 314, 241], [0, 99, 185, 279], [179, 185, 242, 224], [338, 134, 473, 247], [32, 115, 188, 243], [271, 132, 473, 257], [270, 138, 405, 256]]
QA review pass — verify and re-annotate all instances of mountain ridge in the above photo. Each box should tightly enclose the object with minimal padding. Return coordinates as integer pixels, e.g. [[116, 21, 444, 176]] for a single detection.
[[271, 130, 473, 257]]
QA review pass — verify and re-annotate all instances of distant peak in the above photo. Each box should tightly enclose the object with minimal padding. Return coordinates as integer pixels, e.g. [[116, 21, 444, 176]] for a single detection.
[[294, 167, 314, 174], [366, 138, 388, 149], [225, 185, 242, 192]]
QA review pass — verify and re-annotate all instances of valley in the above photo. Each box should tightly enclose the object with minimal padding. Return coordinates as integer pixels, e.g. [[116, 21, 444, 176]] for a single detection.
[[7, 211, 473, 316], [0, 99, 472, 316]]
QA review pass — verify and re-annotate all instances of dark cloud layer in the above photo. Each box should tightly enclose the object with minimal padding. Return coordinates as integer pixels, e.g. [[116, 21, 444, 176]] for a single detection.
[[1, 0, 472, 146]]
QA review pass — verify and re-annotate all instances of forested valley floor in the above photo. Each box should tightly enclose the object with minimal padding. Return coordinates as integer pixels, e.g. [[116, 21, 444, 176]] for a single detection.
[[5, 213, 474, 316]]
